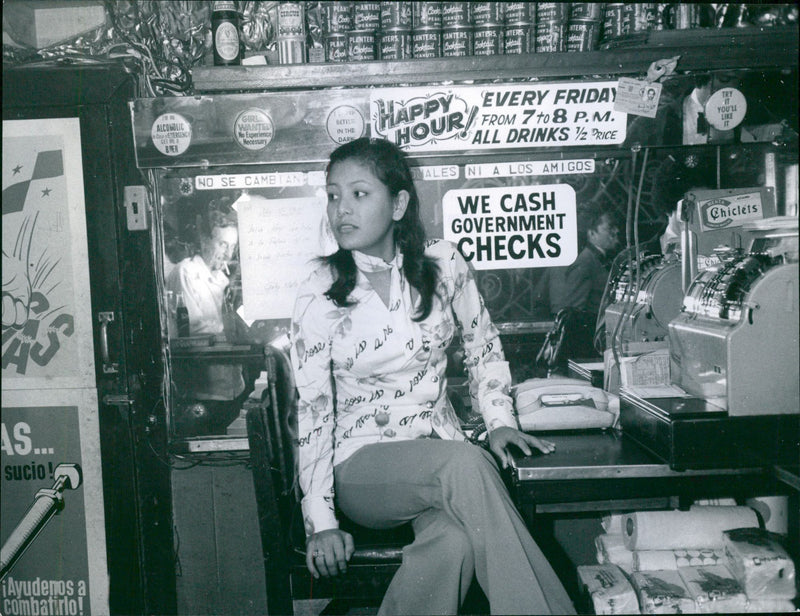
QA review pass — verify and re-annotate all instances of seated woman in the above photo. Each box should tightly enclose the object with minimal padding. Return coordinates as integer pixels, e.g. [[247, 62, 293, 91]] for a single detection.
[[290, 137, 575, 615]]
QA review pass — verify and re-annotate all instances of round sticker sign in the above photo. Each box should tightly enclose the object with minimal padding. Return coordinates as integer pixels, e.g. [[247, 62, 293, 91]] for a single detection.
[[151, 112, 192, 156], [234, 108, 275, 151], [704, 88, 747, 131], [326, 105, 365, 144]]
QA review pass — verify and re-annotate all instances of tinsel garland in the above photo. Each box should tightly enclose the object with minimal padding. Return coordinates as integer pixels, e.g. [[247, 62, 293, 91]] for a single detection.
[[2, 1, 281, 96]]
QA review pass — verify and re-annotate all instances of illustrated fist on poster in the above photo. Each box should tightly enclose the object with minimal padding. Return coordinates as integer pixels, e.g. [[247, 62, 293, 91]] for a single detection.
[[2, 250, 32, 329]]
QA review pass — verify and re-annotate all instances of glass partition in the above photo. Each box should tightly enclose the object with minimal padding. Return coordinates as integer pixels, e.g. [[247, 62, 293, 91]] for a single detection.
[[141, 67, 797, 442]]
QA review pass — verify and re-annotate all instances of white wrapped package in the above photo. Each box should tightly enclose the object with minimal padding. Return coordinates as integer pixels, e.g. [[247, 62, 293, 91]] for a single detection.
[[631, 570, 696, 614], [678, 565, 748, 613], [723, 528, 797, 599], [578, 564, 640, 615], [622, 506, 759, 550], [602, 513, 627, 535], [744, 598, 798, 612], [693, 498, 738, 506], [595, 533, 634, 573], [633, 548, 726, 571], [595, 534, 609, 563]]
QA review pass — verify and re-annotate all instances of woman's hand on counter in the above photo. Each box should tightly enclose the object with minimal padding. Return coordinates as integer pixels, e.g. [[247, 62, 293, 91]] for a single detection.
[[306, 528, 354, 578], [487, 426, 556, 468]]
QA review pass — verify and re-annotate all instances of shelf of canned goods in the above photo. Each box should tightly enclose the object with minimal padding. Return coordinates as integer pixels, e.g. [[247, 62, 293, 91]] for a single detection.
[[193, 24, 798, 93]]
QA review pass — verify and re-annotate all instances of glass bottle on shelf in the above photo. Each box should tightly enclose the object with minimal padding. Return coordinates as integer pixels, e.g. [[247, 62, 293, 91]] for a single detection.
[[212, 1, 243, 65], [175, 292, 190, 337]]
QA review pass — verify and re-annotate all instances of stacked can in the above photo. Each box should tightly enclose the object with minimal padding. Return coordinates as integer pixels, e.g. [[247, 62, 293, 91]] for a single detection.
[[567, 3, 603, 52], [503, 2, 534, 55], [601, 3, 627, 42], [536, 2, 569, 53], [349, 1, 379, 61], [624, 3, 659, 34], [412, 1, 442, 58], [379, 1, 412, 60], [276, 1, 306, 64], [321, 1, 351, 63], [441, 2, 471, 57], [663, 3, 702, 29], [472, 2, 503, 56]]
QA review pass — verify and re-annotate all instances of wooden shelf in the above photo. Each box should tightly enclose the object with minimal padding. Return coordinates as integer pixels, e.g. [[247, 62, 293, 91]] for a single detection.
[[192, 25, 798, 93]]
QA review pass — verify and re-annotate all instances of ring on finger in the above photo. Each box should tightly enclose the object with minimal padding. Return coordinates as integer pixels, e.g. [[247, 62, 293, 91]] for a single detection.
[[312, 550, 322, 558]]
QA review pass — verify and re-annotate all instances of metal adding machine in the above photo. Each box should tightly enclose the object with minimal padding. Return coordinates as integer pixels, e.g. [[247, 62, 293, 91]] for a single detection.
[[670, 216, 799, 415], [605, 252, 683, 351]]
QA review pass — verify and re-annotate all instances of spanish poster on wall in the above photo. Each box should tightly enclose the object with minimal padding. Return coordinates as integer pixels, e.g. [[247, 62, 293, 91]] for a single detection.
[[2, 119, 96, 390], [2, 118, 108, 614], [1, 389, 107, 616]]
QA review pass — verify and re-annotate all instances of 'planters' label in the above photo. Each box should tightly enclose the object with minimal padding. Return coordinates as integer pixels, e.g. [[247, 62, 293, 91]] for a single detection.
[[151, 113, 191, 156], [699, 192, 763, 230], [234, 108, 274, 151]]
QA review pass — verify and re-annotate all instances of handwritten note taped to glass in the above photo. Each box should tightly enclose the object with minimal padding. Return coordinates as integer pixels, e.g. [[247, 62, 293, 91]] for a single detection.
[[236, 194, 336, 321]]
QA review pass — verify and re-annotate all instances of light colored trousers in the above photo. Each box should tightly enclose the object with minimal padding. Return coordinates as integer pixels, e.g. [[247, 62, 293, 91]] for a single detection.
[[334, 439, 576, 616]]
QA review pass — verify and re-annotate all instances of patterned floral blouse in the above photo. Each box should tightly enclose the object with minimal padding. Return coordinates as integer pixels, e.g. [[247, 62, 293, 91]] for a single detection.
[[290, 239, 516, 535]]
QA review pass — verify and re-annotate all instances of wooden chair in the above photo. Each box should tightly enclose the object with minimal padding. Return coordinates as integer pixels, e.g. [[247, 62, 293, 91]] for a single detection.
[[246, 346, 413, 615]]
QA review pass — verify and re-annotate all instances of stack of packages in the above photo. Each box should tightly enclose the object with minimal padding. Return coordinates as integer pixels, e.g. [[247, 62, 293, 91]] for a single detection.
[[578, 505, 797, 614], [723, 527, 798, 614]]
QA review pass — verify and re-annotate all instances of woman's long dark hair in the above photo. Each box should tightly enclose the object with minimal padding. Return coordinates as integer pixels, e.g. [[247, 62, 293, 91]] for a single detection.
[[323, 137, 439, 321]]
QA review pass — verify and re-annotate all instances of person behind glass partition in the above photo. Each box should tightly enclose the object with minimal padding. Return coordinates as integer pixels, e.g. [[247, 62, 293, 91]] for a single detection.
[[290, 137, 575, 615], [168, 201, 239, 336], [538, 204, 621, 367], [549, 205, 621, 315], [167, 198, 250, 436]]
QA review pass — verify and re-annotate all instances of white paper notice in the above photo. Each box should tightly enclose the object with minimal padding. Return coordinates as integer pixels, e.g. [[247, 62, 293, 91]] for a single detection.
[[442, 183, 578, 270], [619, 349, 671, 388], [236, 194, 336, 320]]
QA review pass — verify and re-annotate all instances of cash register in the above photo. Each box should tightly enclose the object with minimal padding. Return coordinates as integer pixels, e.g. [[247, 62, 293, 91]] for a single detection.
[[604, 253, 683, 350], [605, 187, 778, 388], [620, 215, 799, 470]]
